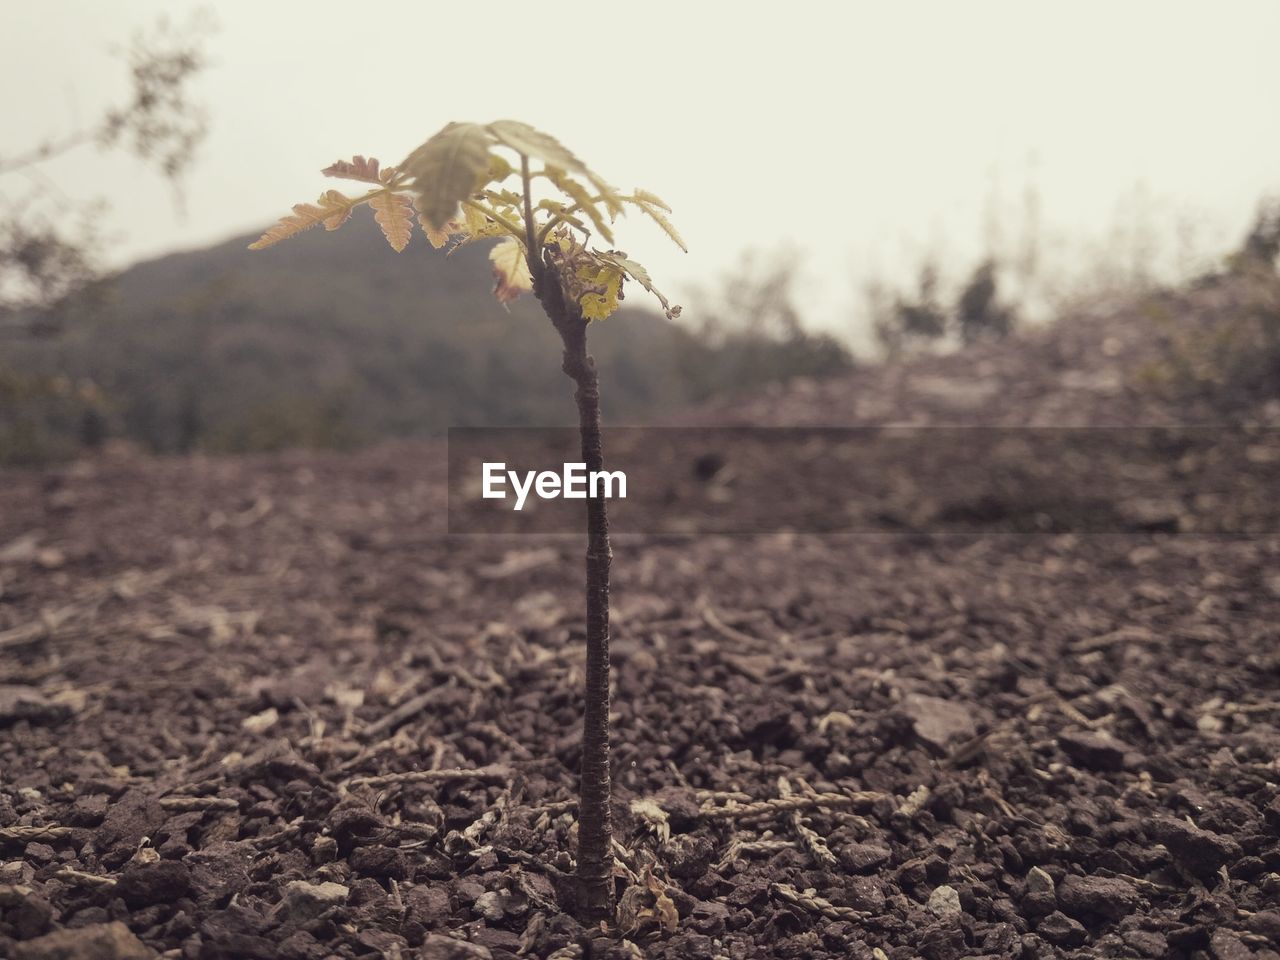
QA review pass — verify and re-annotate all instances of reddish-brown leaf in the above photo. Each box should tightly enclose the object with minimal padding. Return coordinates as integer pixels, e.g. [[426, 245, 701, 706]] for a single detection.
[[321, 155, 393, 184]]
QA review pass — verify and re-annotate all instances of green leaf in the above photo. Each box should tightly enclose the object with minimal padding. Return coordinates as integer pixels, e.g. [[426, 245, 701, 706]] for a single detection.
[[401, 122, 494, 231]]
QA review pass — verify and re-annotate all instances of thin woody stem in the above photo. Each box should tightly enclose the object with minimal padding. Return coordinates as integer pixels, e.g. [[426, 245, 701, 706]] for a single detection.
[[531, 249, 615, 924]]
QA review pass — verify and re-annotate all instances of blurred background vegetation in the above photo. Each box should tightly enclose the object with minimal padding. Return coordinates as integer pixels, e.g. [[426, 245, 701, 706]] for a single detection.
[[4, 174, 1278, 464], [2, 12, 1278, 466], [1, 11, 861, 463]]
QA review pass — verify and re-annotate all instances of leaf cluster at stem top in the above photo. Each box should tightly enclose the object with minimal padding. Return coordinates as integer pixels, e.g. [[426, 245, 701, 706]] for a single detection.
[[249, 119, 685, 321]]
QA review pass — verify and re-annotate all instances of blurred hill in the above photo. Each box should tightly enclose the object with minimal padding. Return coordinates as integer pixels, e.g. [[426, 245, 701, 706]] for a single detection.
[[0, 213, 850, 462], [683, 260, 1280, 429]]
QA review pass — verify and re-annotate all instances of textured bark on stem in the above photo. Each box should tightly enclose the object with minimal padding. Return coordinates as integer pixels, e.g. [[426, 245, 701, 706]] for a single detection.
[[532, 252, 615, 924]]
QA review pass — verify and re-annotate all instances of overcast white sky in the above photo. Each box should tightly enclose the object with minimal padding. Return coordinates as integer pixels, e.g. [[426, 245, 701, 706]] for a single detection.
[[4, 1, 1279, 342]]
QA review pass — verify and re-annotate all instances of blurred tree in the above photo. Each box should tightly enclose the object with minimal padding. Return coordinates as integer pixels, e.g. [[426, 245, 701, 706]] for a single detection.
[[956, 258, 1015, 345], [689, 249, 853, 396], [1237, 197, 1280, 272], [873, 261, 948, 356], [1141, 197, 1280, 401], [0, 11, 212, 333], [695, 249, 805, 343], [871, 256, 1017, 356]]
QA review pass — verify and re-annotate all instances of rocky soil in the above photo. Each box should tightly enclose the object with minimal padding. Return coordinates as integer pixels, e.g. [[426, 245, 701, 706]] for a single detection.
[[2, 301, 1279, 959]]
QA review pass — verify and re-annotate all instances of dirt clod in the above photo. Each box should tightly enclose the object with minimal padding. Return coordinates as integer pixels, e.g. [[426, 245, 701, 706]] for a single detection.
[[0, 686, 71, 727], [418, 932, 494, 958], [837, 842, 892, 875], [1057, 875, 1141, 920], [1210, 928, 1256, 960], [347, 846, 407, 880], [1036, 910, 1088, 948], [1057, 730, 1128, 773], [926, 884, 961, 918], [279, 881, 348, 925], [901, 694, 978, 754], [116, 860, 192, 908], [1149, 816, 1243, 877], [10, 921, 155, 960]]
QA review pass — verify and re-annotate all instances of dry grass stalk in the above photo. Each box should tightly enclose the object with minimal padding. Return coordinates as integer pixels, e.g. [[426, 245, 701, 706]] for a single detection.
[[701, 790, 883, 822], [0, 825, 75, 845], [778, 777, 837, 868], [769, 882, 870, 921], [348, 763, 511, 789]]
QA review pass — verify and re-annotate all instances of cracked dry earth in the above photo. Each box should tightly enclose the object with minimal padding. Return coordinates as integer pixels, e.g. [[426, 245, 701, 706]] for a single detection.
[[3, 309, 1280, 959]]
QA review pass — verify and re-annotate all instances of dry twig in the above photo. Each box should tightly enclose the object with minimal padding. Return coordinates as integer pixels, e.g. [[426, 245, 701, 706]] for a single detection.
[[701, 791, 883, 823], [362, 689, 436, 740], [53, 868, 117, 889]]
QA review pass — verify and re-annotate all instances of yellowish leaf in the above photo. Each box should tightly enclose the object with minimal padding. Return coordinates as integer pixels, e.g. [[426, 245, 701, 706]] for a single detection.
[[487, 120, 623, 217], [487, 120, 582, 174], [485, 188, 525, 209], [577, 261, 624, 321], [597, 251, 682, 319], [627, 192, 687, 252], [412, 196, 465, 249], [463, 203, 488, 237], [632, 188, 671, 212], [488, 237, 533, 304], [545, 167, 614, 244], [248, 190, 362, 250], [459, 203, 512, 242], [401, 122, 494, 230], [370, 192, 414, 251], [486, 153, 514, 182], [319, 190, 355, 230]]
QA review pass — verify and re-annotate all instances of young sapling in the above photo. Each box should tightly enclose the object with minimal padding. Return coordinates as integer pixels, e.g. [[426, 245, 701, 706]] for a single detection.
[[249, 119, 684, 923]]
